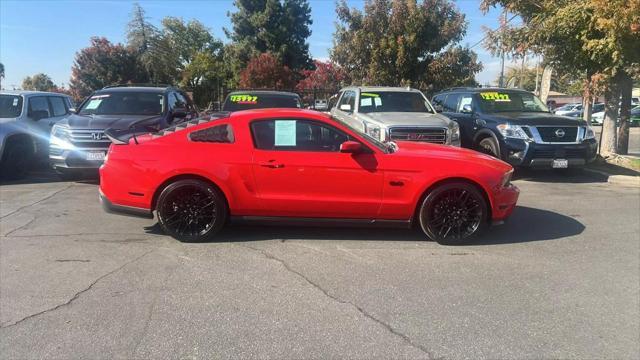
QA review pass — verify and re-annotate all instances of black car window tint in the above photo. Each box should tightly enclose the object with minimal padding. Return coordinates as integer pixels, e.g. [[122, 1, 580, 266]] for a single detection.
[[29, 96, 50, 118], [49, 97, 67, 116], [251, 119, 350, 152], [443, 94, 460, 112]]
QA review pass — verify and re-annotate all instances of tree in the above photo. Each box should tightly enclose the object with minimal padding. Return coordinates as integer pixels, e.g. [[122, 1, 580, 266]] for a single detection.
[[331, 0, 482, 90], [226, 0, 313, 71], [481, 0, 640, 155], [0, 62, 4, 89], [69, 37, 147, 102], [22, 73, 56, 91], [126, 2, 162, 82], [296, 60, 349, 91], [238, 52, 296, 89]]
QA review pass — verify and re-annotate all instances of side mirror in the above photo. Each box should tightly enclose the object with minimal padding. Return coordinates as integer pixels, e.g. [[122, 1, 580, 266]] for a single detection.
[[434, 104, 444, 113], [29, 110, 49, 121], [461, 104, 473, 114], [172, 107, 188, 119], [68, 107, 76, 114], [339, 104, 352, 112], [340, 140, 362, 153]]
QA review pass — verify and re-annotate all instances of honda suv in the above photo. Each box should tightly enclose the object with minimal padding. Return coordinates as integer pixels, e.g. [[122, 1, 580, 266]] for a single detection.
[[49, 85, 197, 178], [432, 88, 597, 168]]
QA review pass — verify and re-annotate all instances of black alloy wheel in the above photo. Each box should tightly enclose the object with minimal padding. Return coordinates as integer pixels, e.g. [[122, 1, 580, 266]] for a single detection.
[[157, 179, 227, 242], [419, 182, 488, 245], [0, 140, 33, 180]]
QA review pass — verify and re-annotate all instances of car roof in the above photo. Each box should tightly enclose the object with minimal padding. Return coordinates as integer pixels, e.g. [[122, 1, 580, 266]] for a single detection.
[[226, 90, 300, 98], [436, 87, 533, 95], [0, 90, 70, 97], [339, 86, 422, 93], [93, 87, 168, 94]]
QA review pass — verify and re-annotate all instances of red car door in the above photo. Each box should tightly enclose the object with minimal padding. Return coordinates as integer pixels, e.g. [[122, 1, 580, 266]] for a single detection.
[[250, 118, 383, 218]]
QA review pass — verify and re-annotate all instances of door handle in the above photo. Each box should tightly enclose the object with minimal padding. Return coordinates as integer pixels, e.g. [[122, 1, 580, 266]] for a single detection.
[[259, 161, 284, 168]]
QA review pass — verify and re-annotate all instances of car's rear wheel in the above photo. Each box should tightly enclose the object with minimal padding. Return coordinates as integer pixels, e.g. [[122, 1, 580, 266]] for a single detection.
[[156, 179, 227, 242], [418, 182, 488, 245], [1, 139, 33, 180], [478, 137, 500, 158]]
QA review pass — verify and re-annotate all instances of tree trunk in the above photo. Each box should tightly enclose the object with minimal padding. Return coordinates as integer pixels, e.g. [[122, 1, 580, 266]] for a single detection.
[[601, 76, 620, 156], [582, 73, 593, 123], [617, 70, 633, 155]]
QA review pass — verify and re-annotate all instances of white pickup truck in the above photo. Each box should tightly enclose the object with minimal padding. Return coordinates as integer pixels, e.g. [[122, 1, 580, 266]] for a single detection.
[[330, 86, 460, 146]]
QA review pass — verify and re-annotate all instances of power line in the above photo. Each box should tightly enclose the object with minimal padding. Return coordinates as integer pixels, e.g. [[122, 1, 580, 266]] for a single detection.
[[468, 13, 519, 50]]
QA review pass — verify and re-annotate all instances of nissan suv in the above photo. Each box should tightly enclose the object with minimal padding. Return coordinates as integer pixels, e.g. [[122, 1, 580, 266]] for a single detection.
[[432, 88, 597, 168], [49, 85, 197, 178], [330, 86, 460, 146], [1, 91, 74, 179]]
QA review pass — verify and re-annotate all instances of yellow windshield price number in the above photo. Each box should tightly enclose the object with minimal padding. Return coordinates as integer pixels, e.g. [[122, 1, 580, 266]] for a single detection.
[[360, 92, 380, 97], [230, 95, 258, 103], [480, 92, 511, 102]]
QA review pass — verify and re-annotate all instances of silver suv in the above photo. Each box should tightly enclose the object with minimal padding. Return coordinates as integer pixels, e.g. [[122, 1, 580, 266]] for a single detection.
[[330, 86, 460, 146], [0, 91, 74, 179]]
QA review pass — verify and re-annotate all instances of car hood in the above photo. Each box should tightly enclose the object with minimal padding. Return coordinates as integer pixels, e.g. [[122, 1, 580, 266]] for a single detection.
[[360, 112, 451, 127], [58, 114, 162, 130], [393, 140, 511, 173], [484, 112, 588, 126]]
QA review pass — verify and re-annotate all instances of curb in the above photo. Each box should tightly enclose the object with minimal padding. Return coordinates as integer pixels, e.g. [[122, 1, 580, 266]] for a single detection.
[[583, 168, 640, 187]]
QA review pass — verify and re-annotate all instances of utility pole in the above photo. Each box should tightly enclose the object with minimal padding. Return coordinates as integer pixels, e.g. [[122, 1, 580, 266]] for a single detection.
[[498, 9, 507, 88]]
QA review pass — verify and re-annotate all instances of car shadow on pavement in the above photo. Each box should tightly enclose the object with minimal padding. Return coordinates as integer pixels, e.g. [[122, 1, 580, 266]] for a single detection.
[[148, 205, 583, 245], [0, 165, 99, 186], [514, 168, 608, 184]]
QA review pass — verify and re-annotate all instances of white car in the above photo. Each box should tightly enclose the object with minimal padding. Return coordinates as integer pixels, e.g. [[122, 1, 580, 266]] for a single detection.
[[0, 91, 74, 179], [554, 103, 582, 116]]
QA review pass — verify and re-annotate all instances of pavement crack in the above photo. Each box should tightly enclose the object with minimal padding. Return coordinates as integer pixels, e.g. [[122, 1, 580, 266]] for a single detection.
[[1, 183, 74, 219], [237, 243, 436, 359], [0, 249, 154, 329]]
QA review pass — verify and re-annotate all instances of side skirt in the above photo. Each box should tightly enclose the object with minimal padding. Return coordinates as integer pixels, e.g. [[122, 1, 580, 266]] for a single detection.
[[230, 216, 412, 229]]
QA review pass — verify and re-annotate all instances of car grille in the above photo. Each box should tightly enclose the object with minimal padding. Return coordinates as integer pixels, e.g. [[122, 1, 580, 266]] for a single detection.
[[535, 126, 578, 143], [388, 127, 447, 144], [68, 129, 111, 149], [532, 147, 585, 159]]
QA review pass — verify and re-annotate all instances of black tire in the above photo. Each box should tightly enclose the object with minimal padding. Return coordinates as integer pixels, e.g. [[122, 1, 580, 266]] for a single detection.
[[418, 182, 488, 245], [156, 179, 228, 242], [0, 139, 33, 180], [478, 137, 500, 158]]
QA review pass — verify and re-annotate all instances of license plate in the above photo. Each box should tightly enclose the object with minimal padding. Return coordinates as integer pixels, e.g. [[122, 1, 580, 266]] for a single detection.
[[86, 151, 106, 161], [552, 159, 568, 168]]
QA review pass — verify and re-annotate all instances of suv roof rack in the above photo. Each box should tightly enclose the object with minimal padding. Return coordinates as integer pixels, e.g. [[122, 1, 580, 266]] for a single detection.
[[102, 83, 174, 89]]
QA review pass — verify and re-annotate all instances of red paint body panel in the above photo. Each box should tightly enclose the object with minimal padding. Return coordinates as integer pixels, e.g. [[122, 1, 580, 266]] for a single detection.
[[99, 109, 519, 222]]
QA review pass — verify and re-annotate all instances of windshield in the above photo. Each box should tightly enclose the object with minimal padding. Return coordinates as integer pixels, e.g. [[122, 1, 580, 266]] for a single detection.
[[0, 95, 23, 118], [78, 92, 164, 115], [477, 91, 549, 113], [222, 94, 301, 111], [358, 91, 433, 114]]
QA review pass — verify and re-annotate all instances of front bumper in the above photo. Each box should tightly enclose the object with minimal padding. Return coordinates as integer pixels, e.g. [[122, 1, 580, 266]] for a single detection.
[[99, 190, 153, 219], [501, 138, 597, 168], [492, 183, 519, 222], [50, 147, 107, 169]]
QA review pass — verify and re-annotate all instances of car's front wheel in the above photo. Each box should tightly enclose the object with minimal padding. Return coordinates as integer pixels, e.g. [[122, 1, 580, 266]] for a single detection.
[[156, 179, 228, 242], [478, 137, 500, 158], [418, 182, 488, 245]]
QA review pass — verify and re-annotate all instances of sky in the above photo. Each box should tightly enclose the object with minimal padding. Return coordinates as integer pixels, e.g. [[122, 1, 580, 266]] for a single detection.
[[0, 0, 509, 90]]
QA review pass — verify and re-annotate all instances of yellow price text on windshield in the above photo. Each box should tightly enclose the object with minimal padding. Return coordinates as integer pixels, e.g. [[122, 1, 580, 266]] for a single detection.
[[480, 92, 511, 102], [230, 95, 258, 103], [361, 92, 380, 97]]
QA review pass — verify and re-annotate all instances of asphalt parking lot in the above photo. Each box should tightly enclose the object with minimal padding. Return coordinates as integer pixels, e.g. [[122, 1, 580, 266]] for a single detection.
[[1, 169, 639, 359]]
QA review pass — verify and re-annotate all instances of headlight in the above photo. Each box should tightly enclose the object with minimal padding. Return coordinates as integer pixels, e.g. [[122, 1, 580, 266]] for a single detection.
[[449, 121, 460, 142], [501, 169, 514, 187], [364, 122, 383, 141], [497, 124, 529, 140], [50, 125, 75, 150], [583, 126, 595, 140]]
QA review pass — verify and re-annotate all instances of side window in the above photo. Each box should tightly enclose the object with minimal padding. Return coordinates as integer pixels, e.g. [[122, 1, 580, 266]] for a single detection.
[[174, 92, 192, 110], [28, 96, 51, 118], [49, 96, 67, 116], [443, 94, 461, 112], [432, 95, 445, 107], [167, 93, 178, 110], [189, 124, 234, 143], [251, 119, 350, 152], [457, 94, 473, 113], [338, 91, 355, 110]]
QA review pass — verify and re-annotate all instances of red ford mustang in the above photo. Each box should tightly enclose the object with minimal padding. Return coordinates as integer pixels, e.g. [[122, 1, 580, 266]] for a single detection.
[[99, 109, 519, 244]]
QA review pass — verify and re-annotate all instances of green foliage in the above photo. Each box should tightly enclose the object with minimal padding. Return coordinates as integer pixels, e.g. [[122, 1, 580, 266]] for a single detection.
[[22, 73, 56, 91], [331, 0, 482, 91], [226, 0, 313, 71], [69, 37, 147, 102]]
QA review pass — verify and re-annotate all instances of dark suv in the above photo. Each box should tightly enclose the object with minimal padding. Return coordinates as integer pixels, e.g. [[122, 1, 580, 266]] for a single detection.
[[221, 90, 301, 112], [432, 88, 598, 169], [49, 85, 197, 177]]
